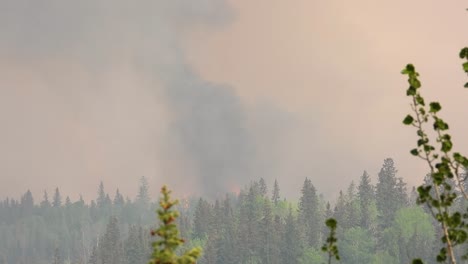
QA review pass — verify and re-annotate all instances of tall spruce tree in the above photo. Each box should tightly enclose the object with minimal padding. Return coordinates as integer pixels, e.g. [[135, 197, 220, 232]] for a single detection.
[[376, 158, 403, 230], [217, 195, 238, 264], [259, 178, 268, 197], [259, 199, 280, 264], [53, 187, 62, 208], [114, 189, 125, 208], [358, 171, 374, 229], [97, 182, 107, 210], [125, 225, 147, 264], [40, 190, 51, 209], [148, 185, 201, 264], [272, 179, 280, 206], [136, 176, 150, 209], [192, 198, 211, 239], [298, 178, 321, 248], [333, 191, 347, 229], [281, 208, 302, 264], [99, 216, 124, 264], [345, 181, 360, 228]]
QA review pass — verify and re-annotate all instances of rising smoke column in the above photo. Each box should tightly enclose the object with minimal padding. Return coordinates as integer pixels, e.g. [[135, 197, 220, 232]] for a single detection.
[[0, 0, 253, 198], [160, 65, 253, 197]]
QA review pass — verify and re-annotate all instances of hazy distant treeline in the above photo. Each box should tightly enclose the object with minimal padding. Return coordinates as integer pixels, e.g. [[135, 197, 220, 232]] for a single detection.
[[0, 158, 466, 264]]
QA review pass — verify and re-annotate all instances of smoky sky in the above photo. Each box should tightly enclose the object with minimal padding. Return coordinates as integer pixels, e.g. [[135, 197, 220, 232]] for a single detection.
[[0, 0, 259, 200], [1, 1, 467, 202]]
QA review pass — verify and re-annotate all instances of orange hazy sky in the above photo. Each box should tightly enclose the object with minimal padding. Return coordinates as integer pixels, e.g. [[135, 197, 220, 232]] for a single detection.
[[0, 1, 466, 201]]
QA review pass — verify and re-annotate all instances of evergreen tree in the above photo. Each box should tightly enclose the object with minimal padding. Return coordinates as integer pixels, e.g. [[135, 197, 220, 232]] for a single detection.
[[376, 158, 403, 230], [299, 178, 321, 247], [217, 195, 238, 264], [281, 208, 302, 264], [97, 182, 106, 209], [89, 200, 98, 221], [114, 189, 125, 208], [259, 199, 280, 264], [20, 190, 34, 216], [148, 185, 201, 264], [259, 177, 268, 197], [345, 181, 360, 228], [88, 245, 98, 264], [333, 191, 347, 229], [272, 179, 280, 206], [201, 234, 218, 264], [125, 225, 147, 264], [65, 196, 71, 207], [358, 171, 374, 229], [396, 178, 408, 207], [192, 198, 211, 239], [99, 216, 124, 264], [136, 176, 150, 209], [53, 187, 62, 208], [40, 190, 51, 209]]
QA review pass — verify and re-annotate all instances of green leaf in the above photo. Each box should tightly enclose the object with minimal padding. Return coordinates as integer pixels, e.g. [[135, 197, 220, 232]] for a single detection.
[[441, 140, 453, 152], [433, 119, 449, 130], [406, 64, 415, 72], [415, 95, 425, 105], [463, 62, 468, 72], [412, 259, 424, 264], [403, 115, 414, 125], [429, 102, 441, 113], [407, 86, 417, 96], [417, 139, 428, 147], [325, 218, 337, 229], [460, 47, 468, 59], [465, 82, 468, 88], [410, 78, 421, 89], [410, 149, 419, 156]]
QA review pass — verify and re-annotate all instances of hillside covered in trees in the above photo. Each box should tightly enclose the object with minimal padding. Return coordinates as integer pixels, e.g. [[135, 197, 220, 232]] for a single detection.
[[1, 158, 466, 264]]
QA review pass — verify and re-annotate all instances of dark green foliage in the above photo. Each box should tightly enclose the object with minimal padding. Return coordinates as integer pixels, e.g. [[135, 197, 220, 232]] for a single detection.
[[401, 58, 467, 263], [148, 186, 201, 264], [0, 174, 453, 264], [460, 47, 468, 88], [322, 218, 340, 264]]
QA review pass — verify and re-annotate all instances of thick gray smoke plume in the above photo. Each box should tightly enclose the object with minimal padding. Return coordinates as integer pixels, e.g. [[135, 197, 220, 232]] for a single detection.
[[0, 1, 254, 198], [161, 66, 253, 196]]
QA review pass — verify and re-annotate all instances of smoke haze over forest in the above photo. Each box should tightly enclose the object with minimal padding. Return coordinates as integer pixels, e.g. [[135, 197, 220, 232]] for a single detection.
[[0, 0, 467, 201]]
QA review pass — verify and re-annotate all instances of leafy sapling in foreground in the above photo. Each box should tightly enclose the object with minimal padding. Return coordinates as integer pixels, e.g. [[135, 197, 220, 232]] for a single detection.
[[401, 49, 468, 264], [322, 218, 340, 264], [148, 186, 202, 264]]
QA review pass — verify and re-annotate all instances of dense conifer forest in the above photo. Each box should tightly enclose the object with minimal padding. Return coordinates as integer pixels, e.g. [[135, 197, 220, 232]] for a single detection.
[[1, 159, 466, 264]]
